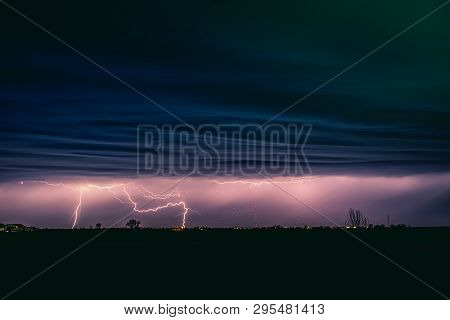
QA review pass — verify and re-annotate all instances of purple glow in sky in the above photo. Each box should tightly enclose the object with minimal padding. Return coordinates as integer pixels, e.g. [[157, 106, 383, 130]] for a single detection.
[[1, 174, 449, 228]]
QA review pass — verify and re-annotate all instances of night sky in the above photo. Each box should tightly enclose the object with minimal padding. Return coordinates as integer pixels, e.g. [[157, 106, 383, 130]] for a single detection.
[[1, 0, 450, 227]]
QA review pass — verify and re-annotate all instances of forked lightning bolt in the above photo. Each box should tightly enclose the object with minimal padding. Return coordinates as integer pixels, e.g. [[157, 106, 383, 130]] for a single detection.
[[122, 187, 189, 229], [21, 181, 192, 229]]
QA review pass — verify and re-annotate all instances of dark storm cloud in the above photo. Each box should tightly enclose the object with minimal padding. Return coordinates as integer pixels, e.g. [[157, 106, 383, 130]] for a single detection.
[[1, 0, 450, 180]]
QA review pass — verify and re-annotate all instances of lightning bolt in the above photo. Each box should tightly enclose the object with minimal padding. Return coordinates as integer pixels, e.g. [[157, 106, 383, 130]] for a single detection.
[[22, 180, 193, 229], [73, 186, 83, 229], [122, 186, 190, 228], [136, 185, 181, 200], [212, 177, 314, 187], [21, 177, 313, 229], [28, 180, 75, 190], [212, 177, 316, 227]]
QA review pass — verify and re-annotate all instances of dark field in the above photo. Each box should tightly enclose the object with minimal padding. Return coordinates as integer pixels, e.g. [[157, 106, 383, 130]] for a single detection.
[[1, 228, 449, 299]]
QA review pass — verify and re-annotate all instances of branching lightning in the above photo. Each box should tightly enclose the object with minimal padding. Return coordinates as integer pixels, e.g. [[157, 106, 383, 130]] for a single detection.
[[212, 177, 314, 188], [122, 186, 190, 229], [21, 177, 314, 229], [22, 180, 193, 229]]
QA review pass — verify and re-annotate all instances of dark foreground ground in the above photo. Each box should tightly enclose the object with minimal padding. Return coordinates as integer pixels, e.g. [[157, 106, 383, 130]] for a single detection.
[[1, 228, 449, 299]]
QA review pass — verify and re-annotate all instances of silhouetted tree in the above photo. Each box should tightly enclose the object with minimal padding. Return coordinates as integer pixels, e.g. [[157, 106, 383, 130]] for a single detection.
[[346, 208, 368, 228], [126, 219, 141, 229], [95, 223, 102, 229]]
